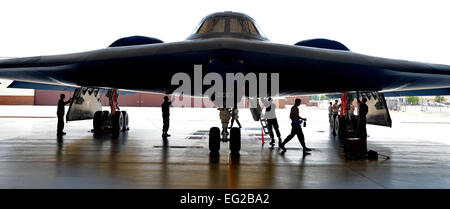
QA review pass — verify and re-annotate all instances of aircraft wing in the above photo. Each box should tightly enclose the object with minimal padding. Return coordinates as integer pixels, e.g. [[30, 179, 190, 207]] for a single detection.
[[1, 38, 450, 95], [7, 80, 136, 95], [383, 88, 450, 97]]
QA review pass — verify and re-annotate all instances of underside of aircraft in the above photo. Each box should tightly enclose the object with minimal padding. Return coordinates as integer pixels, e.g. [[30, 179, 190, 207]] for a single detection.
[[1, 11, 449, 153]]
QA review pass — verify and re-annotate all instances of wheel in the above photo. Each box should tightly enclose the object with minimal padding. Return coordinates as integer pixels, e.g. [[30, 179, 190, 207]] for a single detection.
[[230, 127, 241, 153], [337, 117, 346, 138], [209, 127, 220, 152], [120, 111, 129, 131], [112, 112, 124, 134], [333, 116, 339, 136], [344, 153, 350, 160], [102, 111, 110, 125], [93, 111, 103, 132]]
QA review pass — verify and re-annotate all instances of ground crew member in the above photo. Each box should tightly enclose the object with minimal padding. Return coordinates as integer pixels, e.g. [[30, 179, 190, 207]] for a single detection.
[[357, 95, 369, 137], [332, 100, 340, 125], [219, 107, 231, 138], [349, 102, 357, 128], [57, 94, 72, 136], [328, 102, 333, 125], [162, 96, 171, 137], [229, 107, 242, 128], [264, 98, 282, 147], [280, 98, 311, 153]]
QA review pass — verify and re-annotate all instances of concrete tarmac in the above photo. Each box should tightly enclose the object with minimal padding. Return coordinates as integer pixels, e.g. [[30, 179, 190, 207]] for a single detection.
[[0, 105, 449, 189]]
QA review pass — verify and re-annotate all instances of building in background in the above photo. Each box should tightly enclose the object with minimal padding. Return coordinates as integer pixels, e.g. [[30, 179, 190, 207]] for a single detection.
[[1, 80, 448, 110], [0, 79, 34, 105], [285, 96, 309, 105]]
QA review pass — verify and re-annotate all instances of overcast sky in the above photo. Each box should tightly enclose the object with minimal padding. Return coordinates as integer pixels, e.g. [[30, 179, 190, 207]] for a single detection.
[[0, 0, 449, 65]]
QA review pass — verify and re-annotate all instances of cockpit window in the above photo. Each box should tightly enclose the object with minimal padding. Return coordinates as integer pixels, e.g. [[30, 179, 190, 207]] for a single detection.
[[196, 15, 260, 35], [198, 17, 226, 33], [229, 18, 242, 33], [242, 19, 259, 35]]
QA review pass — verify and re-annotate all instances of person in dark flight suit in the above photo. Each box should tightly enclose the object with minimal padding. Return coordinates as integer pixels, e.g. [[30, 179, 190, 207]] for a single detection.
[[57, 94, 72, 136], [161, 96, 172, 137], [357, 95, 369, 137]]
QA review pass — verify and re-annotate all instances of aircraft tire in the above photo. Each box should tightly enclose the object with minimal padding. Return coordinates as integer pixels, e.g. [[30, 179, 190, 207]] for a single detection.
[[333, 117, 339, 136], [337, 117, 346, 139], [102, 111, 110, 124], [209, 127, 220, 152], [230, 127, 241, 154], [112, 111, 124, 134], [120, 111, 129, 131], [93, 111, 103, 132]]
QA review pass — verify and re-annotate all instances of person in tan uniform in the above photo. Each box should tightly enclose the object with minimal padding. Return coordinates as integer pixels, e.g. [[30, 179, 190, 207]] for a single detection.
[[332, 99, 340, 125], [218, 107, 231, 138]]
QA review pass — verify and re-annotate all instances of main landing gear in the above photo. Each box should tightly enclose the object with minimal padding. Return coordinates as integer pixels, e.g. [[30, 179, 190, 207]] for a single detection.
[[93, 89, 129, 135], [332, 115, 346, 138]]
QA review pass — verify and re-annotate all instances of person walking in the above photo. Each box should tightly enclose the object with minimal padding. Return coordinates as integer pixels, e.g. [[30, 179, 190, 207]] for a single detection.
[[229, 107, 242, 128], [280, 98, 311, 153]]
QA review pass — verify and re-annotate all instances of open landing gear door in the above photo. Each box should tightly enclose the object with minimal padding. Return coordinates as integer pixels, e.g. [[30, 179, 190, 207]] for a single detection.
[[66, 87, 103, 121], [249, 98, 262, 121], [359, 92, 392, 127]]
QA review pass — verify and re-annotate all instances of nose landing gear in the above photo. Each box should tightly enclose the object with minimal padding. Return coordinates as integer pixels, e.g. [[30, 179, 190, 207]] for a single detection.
[[209, 126, 241, 154], [209, 108, 241, 154]]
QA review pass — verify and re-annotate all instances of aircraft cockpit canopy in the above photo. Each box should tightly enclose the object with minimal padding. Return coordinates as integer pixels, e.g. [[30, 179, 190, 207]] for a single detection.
[[188, 12, 267, 41]]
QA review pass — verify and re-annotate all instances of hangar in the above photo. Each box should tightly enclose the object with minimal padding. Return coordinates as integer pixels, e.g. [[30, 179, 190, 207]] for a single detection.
[[0, 9, 450, 190]]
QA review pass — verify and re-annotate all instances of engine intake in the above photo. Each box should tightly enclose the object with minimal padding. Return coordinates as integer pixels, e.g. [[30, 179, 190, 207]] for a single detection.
[[109, 36, 163, 47], [295, 38, 350, 51]]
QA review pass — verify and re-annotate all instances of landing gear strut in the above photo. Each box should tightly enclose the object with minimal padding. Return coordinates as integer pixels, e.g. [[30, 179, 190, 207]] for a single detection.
[[331, 93, 350, 139], [93, 89, 129, 134]]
